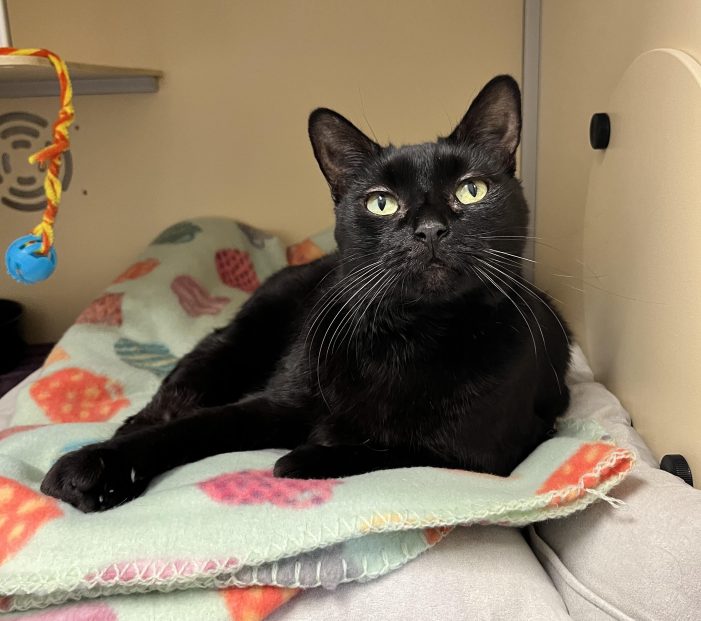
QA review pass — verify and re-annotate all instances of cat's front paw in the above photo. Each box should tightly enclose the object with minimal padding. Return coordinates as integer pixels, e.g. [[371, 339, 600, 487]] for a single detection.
[[273, 444, 342, 479], [41, 444, 147, 512]]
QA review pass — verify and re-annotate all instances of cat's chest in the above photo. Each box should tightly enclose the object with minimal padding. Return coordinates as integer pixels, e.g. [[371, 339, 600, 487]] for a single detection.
[[370, 313, 509, 372], [325, 319, 507, 410], [317, 348, 492, 451]]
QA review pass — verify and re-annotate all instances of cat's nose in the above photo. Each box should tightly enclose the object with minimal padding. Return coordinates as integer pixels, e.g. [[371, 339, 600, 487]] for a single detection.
[[414, 220, 449, 246]]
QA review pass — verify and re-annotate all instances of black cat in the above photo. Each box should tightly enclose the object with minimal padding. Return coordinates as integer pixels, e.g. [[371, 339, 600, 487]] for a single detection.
[[41, 75, 571, 513]]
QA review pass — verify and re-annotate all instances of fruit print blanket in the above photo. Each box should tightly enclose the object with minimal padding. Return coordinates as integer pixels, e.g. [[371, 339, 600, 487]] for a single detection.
[[0, 218, 635, 619]]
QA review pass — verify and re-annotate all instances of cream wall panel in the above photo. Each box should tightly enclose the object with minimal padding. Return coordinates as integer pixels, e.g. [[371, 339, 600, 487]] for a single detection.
[[538, 0, 701, 338], [0, 0, 523, 342], [584, 49, 701, 484], [538, 0, 701, 477]]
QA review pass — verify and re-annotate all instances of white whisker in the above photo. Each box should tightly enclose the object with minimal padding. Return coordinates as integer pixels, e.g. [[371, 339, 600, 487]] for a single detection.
[[327, 267, 389, 357], [305, 259, 383, 352], [477, 258, 570, 347], [370, 273, 401, 343], [344, 271, 398, 361], [478, 260, 562, 393], [473, 265, 538, 359], [485, 248, 537, 264], [315, 264, 386, 408]]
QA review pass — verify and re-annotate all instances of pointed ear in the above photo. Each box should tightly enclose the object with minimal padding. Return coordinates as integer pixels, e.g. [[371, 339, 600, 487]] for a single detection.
[[308, 108, 380, 201], [447, 75, 521, 172]]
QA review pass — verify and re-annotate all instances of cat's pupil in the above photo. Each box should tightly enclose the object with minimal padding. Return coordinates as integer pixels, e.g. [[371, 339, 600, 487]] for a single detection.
[[467, 182, 477, 197], [377, 195, 386, 210]]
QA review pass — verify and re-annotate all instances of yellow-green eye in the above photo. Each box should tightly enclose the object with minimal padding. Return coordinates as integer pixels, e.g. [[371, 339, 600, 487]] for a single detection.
[[455, 179, 488, 205], [366, 192, 399, 216]]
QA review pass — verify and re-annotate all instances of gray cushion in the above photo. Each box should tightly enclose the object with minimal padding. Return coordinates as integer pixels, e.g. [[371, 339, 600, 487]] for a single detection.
[[269, 526, 571, 621], [532, 463, 701, 620], [531, 346, 701, 620]]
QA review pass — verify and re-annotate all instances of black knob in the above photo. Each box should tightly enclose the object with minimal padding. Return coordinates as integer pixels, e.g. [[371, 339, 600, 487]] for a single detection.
[[660, 454, 693, 486], [590, 113, 611, 150]]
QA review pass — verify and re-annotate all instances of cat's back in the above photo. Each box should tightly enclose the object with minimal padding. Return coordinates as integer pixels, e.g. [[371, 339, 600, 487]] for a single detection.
[[254, 252, 339, 300]]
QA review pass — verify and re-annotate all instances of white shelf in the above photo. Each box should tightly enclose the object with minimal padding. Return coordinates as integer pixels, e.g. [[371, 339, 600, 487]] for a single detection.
[[0, 55, 163, 98]]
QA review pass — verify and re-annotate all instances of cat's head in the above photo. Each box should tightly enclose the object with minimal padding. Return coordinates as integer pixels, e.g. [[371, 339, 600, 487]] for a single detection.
[[308, 75, 528, 301]]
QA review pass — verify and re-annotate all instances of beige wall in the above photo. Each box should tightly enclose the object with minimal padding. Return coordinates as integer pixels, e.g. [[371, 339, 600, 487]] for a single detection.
[[537, 0, 701, 479], [0, 0, 523, 343], [537, 0, 701, 338]]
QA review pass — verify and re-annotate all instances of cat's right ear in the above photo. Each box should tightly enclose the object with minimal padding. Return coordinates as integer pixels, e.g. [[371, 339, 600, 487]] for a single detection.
[[308, 109, 380, 202]]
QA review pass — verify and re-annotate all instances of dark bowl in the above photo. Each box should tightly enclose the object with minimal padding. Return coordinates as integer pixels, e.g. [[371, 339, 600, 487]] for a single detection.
[[0, 299, 25, 373]]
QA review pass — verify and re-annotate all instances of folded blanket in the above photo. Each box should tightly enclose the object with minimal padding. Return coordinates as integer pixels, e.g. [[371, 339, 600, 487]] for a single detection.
[[0, 219, 635, 619]]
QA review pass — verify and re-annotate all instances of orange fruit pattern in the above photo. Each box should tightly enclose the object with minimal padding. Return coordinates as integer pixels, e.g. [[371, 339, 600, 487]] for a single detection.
[[43, 345, 69, 368], [0, 477, 62, 565], [30, 367, 130, 423], [286, 238, 324, 266], [220, 585, 299, 621], [536, 442, 631, 506], [113, 258, 160, 284], [423, 526, 454, 546], [75, 293, 123, 327]]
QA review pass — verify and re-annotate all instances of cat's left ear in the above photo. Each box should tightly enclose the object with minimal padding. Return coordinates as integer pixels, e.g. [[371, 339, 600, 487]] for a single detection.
[[308, 108, 381, 202], [447, 75, 521, 172]]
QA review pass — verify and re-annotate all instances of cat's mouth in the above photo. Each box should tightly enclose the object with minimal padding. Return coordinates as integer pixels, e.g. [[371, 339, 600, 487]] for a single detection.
[[426, 258, 448, 268], [398, 254, 479, 299], [416, 258, 456, 291]]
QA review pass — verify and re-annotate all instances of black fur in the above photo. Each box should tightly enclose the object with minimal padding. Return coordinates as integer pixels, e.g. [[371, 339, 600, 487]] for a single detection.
[[41, 76, 571, 513]]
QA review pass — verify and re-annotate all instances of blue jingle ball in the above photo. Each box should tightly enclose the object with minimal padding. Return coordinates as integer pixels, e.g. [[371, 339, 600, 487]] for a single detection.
[[5, 235, 57, 284]]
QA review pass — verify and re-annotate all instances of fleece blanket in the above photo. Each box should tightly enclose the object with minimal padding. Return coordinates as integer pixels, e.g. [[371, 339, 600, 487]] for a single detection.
[[0, 218, 635, 619]]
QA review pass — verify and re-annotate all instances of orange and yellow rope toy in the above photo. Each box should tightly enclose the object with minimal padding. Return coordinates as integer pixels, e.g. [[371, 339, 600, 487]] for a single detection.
[[3, 48, 74, 284]]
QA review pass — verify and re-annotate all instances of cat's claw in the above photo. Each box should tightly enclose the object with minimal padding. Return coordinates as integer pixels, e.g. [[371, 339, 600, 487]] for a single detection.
[[41, 444, 147, 512]]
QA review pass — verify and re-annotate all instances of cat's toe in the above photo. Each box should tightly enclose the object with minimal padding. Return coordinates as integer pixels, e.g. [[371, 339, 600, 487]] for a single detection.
[[273, 445, 334, 479], [41, 444, 145, 512], [273, 453, 312, 479]]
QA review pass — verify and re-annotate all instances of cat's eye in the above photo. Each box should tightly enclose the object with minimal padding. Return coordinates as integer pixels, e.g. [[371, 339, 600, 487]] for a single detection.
[[455, 179, 488, 205], [366, 192, 399, 216]]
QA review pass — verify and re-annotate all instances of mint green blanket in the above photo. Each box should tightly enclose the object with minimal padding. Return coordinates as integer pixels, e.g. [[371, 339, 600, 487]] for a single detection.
[[0, 219, 635, 619]]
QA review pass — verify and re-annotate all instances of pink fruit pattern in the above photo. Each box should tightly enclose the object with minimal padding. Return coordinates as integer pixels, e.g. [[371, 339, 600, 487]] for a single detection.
[[10, 602, 117, 620], [75, 293, 123, 327], [199, 469, 341, 509], [171, 274, 230, 317], [215, 249, 260, 292]]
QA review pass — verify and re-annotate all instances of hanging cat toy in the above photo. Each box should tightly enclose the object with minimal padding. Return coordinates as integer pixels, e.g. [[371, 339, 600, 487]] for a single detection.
[[3, 48, 75, 284]]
